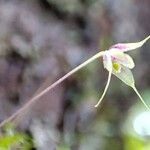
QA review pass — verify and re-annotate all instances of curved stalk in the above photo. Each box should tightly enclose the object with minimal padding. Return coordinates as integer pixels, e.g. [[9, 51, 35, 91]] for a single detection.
[[95, 53, 112, 107], [95, 70, 112, 107], [132, 86, 150, 110], [0, 51, 104, 128]]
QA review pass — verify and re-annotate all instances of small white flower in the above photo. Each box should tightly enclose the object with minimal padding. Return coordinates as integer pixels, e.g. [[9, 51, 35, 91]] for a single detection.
[[95, 35, 150, 109]]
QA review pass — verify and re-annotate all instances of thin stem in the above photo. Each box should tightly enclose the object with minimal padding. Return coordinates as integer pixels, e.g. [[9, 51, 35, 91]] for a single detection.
[[0, 51, 104, 128], [132, 86, 150, 110], [95, 70, 112, 107], [95, 53, 112, 107]]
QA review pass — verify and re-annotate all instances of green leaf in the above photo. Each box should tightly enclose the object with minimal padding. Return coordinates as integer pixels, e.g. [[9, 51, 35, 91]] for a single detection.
[[0, 134, 23, 148], [124, 135, 143, 150], [0, 125, 33, 150]]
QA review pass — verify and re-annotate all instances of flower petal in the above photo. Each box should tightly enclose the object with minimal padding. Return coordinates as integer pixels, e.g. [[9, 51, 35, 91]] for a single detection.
[[109, 49, 135, 69], [132, 87, 150, 110], [112, 66, 135, 87], [122, 54, 135, 69], [95, 68, 112, 107], [103, 51, 112, 71], [110, 35, 150, 52], [95, 52, 112, 107], [112, 66, 150, 110]]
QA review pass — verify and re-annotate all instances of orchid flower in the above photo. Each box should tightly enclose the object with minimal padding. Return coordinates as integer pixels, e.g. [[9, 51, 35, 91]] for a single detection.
[[0, 35, 150, 127], [95, 35, 150, 108]]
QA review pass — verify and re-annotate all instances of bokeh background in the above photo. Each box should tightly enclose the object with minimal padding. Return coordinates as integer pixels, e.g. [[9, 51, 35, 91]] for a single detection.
[[0, 0, 150, 149]]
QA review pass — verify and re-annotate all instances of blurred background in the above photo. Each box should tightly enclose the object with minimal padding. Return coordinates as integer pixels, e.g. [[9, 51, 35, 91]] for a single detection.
[[0, 0, 150, 149]]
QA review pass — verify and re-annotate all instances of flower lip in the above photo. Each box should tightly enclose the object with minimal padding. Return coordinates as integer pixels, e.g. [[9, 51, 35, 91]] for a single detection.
[[107, 48, 135, 69]]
